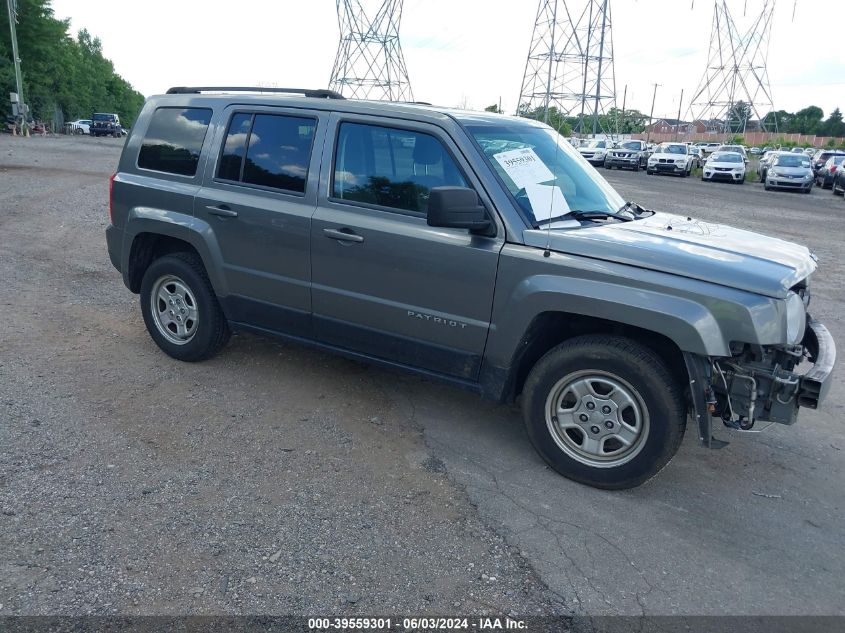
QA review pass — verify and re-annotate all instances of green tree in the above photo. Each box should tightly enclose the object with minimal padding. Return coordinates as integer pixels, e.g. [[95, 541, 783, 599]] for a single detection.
[[1, 0, 144, 126], [787, 106, 824, 134], [820, 108, 844, 138], [517, 103, 573, 136], [484, 103, 502, 114]]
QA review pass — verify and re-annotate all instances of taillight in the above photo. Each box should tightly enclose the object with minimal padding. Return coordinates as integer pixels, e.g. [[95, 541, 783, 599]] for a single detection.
[[109, 172, 116, 224]]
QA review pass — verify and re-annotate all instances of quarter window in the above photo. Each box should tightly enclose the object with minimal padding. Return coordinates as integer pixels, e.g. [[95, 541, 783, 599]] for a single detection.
[[217, 112, 316, 194], [332, 122, 468, 214], [138, 107, 212, 176]]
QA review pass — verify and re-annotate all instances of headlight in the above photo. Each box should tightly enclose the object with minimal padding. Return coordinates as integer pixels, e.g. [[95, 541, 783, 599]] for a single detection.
[[768, 169, 778, 177], [786, 292, 806, 345]]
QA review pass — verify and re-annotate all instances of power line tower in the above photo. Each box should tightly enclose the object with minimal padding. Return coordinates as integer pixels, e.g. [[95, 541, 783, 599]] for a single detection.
[[329, 0, 414, 101], [516, 0, 617, 136], [687, 0, 777, 134]]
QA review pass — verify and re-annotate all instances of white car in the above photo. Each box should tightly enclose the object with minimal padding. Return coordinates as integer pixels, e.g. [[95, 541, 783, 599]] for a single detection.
[[578, 139, 612, 166], [646, 142, 694, 177], [67, 119, 92, 135], [702, 151, 746, 184]]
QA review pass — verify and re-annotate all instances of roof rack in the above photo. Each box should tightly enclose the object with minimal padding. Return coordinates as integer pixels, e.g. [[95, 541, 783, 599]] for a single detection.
[[165, 87, 345, 99]]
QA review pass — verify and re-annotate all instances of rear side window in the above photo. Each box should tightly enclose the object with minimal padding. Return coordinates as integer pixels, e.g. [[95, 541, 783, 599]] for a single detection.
[[331, 122, 468, 214], [137, 107, 212, 176], [217, 112, 316, 194]]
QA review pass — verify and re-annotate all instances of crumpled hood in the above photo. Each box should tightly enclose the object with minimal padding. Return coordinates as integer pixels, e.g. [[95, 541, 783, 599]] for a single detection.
[[524, 212, 816, 298]]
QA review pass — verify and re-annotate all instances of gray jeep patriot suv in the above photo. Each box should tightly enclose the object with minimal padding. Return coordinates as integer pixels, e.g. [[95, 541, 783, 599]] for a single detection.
[[105, 87, 836, 489]]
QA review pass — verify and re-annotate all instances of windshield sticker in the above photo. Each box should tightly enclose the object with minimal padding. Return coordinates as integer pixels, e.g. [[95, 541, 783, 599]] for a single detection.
[[493, 148, 555, 188], [524, 183, 571, 222]]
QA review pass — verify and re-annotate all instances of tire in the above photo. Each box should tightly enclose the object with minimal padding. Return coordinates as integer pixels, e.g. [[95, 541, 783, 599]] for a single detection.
[[633, 164, 640, 172], [764, 184, 771, 191], [605, 163, 612, 169], [521, 335, 686, 490], [646, 169, 653, 175], [738, 178, 745, 185], [139, 252, 230, 362], [74, 128, 83, 135]]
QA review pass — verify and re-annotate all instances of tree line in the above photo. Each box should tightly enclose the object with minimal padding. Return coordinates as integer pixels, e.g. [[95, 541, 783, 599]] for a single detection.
[[497, 102, 844, 138], [1, 0, 144, 127]]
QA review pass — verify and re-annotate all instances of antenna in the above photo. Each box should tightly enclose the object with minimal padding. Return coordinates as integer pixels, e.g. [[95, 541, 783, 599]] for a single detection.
[[329, 0, 414, 101], [686, 0, 777, 134], [517, 0, 618, 138]]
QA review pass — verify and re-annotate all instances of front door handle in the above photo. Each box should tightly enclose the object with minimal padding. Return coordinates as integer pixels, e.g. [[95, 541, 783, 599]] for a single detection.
[[323, 228, 364, 243], [206, 204, 238, 218]]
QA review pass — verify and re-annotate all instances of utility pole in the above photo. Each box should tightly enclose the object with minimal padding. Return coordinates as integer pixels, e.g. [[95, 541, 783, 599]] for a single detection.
[[646, 83, 660, 143], [6, 0, 27, 134], [620, 84, 627, 135], [675, 88, 684, 141]]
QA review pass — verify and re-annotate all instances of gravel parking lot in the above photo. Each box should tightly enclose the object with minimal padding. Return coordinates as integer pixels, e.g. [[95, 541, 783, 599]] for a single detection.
[[1, 136, 843, 618]]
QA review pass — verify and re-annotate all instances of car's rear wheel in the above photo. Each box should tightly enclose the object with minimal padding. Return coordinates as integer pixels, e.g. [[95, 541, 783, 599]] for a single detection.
[[139, 252, 230, 362], [521, 335, 686, 489]]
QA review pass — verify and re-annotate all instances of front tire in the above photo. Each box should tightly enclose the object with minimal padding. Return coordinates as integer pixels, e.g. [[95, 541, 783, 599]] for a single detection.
[[139, 252, 230, 362], [521, 335, 686, 490]]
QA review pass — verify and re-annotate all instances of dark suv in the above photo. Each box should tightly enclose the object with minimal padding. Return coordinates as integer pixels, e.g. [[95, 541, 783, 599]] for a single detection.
[[105, 87, 835, 489], [91, 112, 122, 137], [604, 140, 650, 171]]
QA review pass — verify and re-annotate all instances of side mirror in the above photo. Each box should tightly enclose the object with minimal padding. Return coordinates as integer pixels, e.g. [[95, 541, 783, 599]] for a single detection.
[[427, 187, 493, 234]]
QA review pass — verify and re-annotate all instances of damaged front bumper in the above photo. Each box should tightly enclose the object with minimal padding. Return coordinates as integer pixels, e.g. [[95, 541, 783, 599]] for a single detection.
[[684, 317, 836, 448]]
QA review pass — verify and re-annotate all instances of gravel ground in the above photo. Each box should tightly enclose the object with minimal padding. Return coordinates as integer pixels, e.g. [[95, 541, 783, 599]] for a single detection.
[[0, 135, 562, 616]]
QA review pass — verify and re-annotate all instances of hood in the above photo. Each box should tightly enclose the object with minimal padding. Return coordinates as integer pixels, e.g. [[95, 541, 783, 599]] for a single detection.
[[650, 152, 686, 160], [770, 165, 812, 175], [705, 160, 745, 169], [523, 212, 816, 298]]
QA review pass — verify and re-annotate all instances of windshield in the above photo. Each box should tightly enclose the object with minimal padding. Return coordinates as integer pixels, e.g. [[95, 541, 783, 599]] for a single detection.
[[93, 113, 116, 121], [711, 152, 742, 163], [619, 141, 642, 150], [775, 155, 810, 168], [587, 140, 607, 148], [468, 123, 624, 226], [659, 144, 687, 154]]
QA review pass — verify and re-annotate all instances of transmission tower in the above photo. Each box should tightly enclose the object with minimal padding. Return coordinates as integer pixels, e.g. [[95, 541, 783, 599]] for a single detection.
[[517, 0, 617, 136], [329, 0, 413, 101], [687, 0, 777, 133]]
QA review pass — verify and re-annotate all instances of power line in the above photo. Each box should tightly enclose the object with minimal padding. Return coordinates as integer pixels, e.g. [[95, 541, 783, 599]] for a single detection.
[[686, 0, 777, 133], [329, 0, 414, 101], [516, 0, 617, 136]]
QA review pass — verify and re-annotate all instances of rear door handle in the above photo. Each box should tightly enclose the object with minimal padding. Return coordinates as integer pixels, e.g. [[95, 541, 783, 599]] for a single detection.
[[206, 204, 238, 218], [323, 228, 364, 243]]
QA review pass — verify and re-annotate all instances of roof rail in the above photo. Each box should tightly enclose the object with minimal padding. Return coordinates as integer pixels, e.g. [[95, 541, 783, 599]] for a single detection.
[[165, 87, 346, 99]]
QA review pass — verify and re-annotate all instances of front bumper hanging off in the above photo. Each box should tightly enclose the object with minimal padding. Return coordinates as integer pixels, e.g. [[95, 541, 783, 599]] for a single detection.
[[684, 317, 836, 448]]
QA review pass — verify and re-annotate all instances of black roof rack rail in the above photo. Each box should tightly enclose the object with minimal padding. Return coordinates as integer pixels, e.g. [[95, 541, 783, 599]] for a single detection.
[[165, 86, 346, 99]]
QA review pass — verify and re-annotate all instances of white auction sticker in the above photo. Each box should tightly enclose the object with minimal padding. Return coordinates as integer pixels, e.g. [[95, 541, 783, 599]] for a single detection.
[[524, 183, 571, 222], [493, 147, 555, 188]]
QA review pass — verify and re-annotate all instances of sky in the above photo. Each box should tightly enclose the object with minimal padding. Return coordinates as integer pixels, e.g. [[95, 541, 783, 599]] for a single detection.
[[49, 0, 844, 122]]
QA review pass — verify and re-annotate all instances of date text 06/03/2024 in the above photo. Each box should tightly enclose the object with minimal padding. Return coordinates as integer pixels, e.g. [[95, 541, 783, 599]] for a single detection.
[[307, 617, 528, 630]]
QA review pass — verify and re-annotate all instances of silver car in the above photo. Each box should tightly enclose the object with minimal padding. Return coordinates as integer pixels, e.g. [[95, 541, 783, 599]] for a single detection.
[[764, 153, 814, 193]]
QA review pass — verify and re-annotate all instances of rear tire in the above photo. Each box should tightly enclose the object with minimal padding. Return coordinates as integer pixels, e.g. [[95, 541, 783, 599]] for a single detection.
[[139, 252, 230, 362], [521, 335, 686, 490]]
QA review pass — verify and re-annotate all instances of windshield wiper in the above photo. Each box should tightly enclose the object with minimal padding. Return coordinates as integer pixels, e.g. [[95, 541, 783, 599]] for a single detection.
[[537, 209, 634, 227], [618, 200, 653, 217]]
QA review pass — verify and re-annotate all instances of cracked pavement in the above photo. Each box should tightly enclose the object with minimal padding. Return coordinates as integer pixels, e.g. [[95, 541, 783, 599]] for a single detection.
[[415, 168, 845, 616]]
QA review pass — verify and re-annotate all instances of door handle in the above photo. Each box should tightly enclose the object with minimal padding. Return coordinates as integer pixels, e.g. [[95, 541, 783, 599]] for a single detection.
[[206, 204, 238, 218], [323, 228, 364, 243]]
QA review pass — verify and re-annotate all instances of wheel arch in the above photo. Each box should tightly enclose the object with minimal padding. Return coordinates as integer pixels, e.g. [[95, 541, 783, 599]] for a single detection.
[[124, 216, 226, 298], [484, 311, 690, 405]]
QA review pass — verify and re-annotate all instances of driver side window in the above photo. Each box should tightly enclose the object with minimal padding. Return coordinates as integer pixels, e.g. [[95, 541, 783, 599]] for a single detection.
[[331, 122, 468, 215]]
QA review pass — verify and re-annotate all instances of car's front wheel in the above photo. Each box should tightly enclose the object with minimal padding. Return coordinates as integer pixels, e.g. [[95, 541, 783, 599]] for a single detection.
[[139, 252, 230, 362], [521, 335, 686, 489]]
